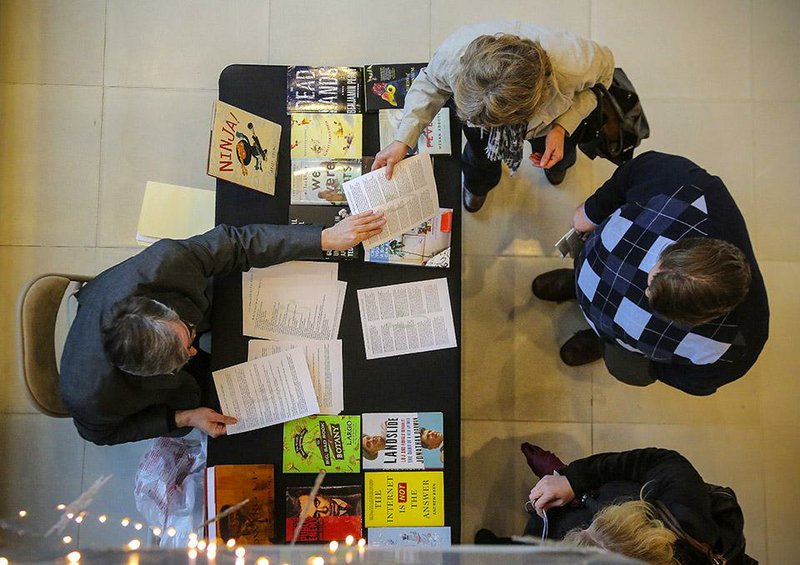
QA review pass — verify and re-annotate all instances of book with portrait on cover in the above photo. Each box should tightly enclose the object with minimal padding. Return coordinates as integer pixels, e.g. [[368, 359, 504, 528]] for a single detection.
[[361, 412, 444, 470], [283, 415, 361, 473], [207, 100, 281, 195], [287, 66, 363, 114], [285, 484, 362, 542]]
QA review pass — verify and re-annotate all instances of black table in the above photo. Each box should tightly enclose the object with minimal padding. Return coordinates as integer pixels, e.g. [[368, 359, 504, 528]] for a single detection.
[[208, 64, 463, 543]]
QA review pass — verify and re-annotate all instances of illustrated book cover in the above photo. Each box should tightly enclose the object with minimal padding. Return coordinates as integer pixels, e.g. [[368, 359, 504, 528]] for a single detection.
[[289, 204, 360, 261], [290, 158, 366, 205], [287, 66, 363, 114], [290, 113, 362, 159], [367, 526, 451, 547], [364, 471, 444, 527], [285, 484, 363, 542], [205, 464, 275, 544], [207, 100, 281, 195], [363, 63, 426, 111], [365, 208, 452, 268], [361, 412, 444, 470], [283, 415, 361, 473], [378, 107, 451, 155]]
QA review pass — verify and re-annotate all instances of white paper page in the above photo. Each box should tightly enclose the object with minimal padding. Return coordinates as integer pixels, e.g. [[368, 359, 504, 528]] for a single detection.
[[342, 153, 439, 250], [213, 347, 320, 435], [248, 339, 344, 415], [357, 278, 457, 359], [243, 280, 347, 340]]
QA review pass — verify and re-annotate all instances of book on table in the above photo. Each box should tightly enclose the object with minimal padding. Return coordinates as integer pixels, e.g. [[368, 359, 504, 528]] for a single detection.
[[289, 204, 361, 261], [365, 208, 453, 268], [290, 158, 370, 206], [205, 464, 275, 544], [363, 63, 427, 111], [290, 113, 363, 159], [207, 100, 281, 195], [378, 107, 451, 155], [283, 415, 361, 473], [287, 66, 363, 114], [364, 471, 445, 528], [361, 412, 444, 470], [285, 484, 363, 542], [367, 526, 451, 547]]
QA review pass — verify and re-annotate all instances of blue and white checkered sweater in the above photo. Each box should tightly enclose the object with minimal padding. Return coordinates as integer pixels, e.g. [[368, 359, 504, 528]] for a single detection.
[[576, 152, 769, 395]]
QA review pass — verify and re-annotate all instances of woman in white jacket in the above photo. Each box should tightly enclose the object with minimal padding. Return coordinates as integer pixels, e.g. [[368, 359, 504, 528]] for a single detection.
[[373, 21, 614, 213]]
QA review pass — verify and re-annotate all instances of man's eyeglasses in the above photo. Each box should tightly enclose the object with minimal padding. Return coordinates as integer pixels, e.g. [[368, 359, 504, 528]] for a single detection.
[[181, 320, 197, 344]]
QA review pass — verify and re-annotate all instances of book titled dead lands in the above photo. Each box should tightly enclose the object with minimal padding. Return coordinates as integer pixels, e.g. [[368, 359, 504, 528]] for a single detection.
[[290, 159, 368, 206], [287, 66, 363, 114], [207, 100, 281, 195], [286, 485, 362, 542], [361, 412, 444, 470], [363, 63, 427, 111], [290, 113, 363, 159], [289, 204, 360, 261], [365, 208, 453, 268], [205, 464, 275, 544], [283, 415, 361, 473], [364, 471, 444, 527]]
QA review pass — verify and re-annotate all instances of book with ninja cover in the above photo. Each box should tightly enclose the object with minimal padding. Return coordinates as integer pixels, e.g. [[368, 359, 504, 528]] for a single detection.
[[283, 415, 361, 473], [207, 100, 281, 195], [287, 66, 363, 114], [363, 63, 426, 111], [285, 484, 362, 542], [361, 412, 444, 470]]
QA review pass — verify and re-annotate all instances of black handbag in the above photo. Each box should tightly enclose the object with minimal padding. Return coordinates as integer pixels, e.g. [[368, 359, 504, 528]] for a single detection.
[[578, 67, 650, 165]]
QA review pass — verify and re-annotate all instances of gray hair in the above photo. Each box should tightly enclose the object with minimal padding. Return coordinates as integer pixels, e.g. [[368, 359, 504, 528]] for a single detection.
[[102, 296, 189, 376]]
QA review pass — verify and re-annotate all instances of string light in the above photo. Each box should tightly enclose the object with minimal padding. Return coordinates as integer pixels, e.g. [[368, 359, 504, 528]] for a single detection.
[[357, 538, 366, 548], [235, 547, 246, 558], [345, 535, 354, 546], [66, 512, 75, 519], [134, 522, 143, 531], [62, 535, 73, 544], [206, 543, 217, 559], [0, 558, 8, 565], [226, 539, 236, 549], [66, 552, 81, 563], [98, 515, 107, 523], [18, 510, 27, 517], [74, 516, 84, 524], [309, 557, 324, 565], [235, 559, 244, 565], [167, 527, 177, 537], [256, 558, 269, 565], [188, 537, 198, 549], [189, 533, 198, 542], [188, 548, 198, 560], [328, 540, 339, 553], [57, 503, 67, 510], [127, 540, 141, 550], [197, 540, 207, 551], [152, 527, 162, 536], [121, 517, 131, 527]]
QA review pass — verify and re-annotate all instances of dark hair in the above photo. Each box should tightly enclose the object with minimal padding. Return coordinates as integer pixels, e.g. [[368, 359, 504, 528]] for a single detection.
[[101, 296, 189, 376], [648, 238, 751, 326]]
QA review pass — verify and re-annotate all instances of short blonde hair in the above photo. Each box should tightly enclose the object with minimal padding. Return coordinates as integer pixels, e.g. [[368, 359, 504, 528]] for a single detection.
[[563, 500, 678, 565], [453, 33, 552, 127]]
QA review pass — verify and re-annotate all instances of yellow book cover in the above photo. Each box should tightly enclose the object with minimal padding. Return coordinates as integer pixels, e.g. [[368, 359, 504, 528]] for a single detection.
[[364, 471, 444, 527], [290, 113, 362, 159], [207, 100, 281, 195]]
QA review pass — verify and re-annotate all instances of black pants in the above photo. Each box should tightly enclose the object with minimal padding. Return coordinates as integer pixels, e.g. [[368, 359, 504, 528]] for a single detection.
[[602, 342, 655, 387], [461, 126, 580, 196]]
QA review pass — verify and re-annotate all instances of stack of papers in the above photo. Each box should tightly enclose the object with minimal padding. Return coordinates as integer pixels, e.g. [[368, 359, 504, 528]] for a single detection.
[[136, 181, 215, 246]]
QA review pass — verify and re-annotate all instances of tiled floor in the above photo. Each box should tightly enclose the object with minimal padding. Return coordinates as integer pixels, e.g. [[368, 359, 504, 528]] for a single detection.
[[1, 1, 798, 562]]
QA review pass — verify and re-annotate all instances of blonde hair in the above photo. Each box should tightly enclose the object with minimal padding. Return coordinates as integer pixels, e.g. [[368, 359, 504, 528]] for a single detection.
[[453, 33, 552, 127], [563, 500, 678, 565]]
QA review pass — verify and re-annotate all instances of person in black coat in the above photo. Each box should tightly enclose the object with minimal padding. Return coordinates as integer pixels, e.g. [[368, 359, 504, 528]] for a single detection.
[[60, 213, 385, 445]]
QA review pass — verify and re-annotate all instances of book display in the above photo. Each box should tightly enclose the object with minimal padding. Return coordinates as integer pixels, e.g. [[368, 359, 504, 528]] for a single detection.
[[205, 464, 275, 544], [209, 64, 461, 545]]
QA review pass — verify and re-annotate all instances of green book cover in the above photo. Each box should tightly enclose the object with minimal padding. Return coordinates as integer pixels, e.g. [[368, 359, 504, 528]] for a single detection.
[[283, 415, 361, 473]]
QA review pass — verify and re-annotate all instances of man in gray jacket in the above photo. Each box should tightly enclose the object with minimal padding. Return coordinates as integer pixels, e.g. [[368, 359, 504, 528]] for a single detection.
[[60, 213, 385, 445]]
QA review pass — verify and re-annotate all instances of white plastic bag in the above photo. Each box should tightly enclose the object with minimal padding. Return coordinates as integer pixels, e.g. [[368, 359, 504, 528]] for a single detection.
[[134, 429, 207, 548]]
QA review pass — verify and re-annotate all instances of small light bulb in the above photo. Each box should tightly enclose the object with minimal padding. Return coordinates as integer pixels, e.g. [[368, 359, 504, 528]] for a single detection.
[[18, 510, 27, 517], [328, 540, 339, 553], [66, 551, 81, 563], [345, 535, 354, 546], [98, 515, 107, 523], [197, 540, 207, 551], [0, 559, 8, 565], [134, 522, 143, 531], [235, 547, 246, 558], [207, 543, 217, 559], [127, 539, 141, 550], [188, 548, 198, 559], [188, 537, 198, 549], [235, 559, 244, 565], [357, 538, 366, 548], [256, 558, 269, 565], [62, 535, 73, 544], [74, 516, 84, 524], [189, 533, 198, 541], [66, 512, 75, 519], [310, 557, 324, 565], [57, 503, 67, 510], [152, 527, 162, 536], [167, 527, 177, 537], [121, 517, 131, 527], [226, 538, 236, 549]]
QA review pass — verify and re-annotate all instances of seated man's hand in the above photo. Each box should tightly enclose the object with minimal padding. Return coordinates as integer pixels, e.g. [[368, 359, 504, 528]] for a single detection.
[[572, 202, 597, 234], [321, 210, 386, 250], [529, 475, 576, 517], [175, 407, 237, 438], [372, 140, 410, 179]]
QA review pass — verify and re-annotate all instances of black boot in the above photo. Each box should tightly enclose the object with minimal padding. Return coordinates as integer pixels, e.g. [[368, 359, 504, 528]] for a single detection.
[[463, 184, 487, 213], [531, 269, 576, 302], [560, 330, 603, 366]]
